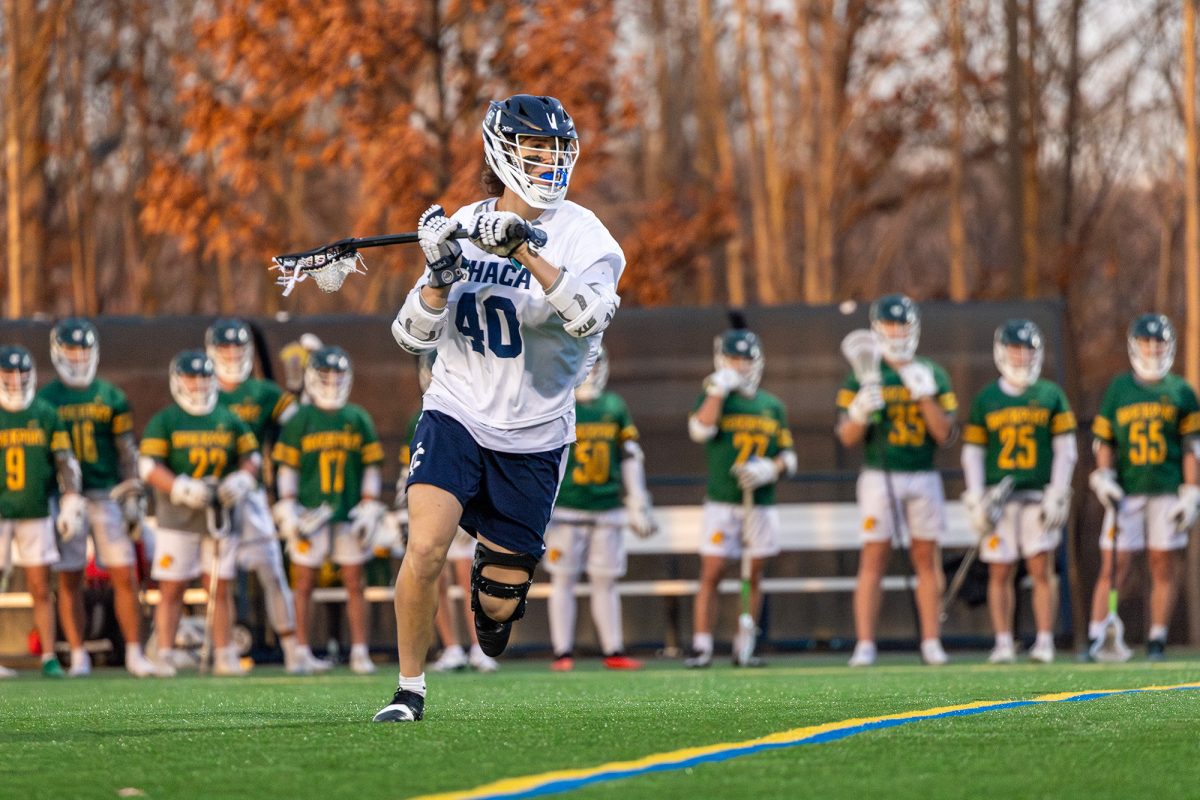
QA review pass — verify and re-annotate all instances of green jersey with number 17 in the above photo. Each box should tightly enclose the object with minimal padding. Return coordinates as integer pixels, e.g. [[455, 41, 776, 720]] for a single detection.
[[962, 380, 1075, 491], [693, 390, 794, 506], [557, 392, 639, 512], [273, 404, 384, 522]]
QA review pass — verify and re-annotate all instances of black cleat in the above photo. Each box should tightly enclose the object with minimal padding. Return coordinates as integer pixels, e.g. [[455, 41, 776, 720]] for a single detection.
[[372, 688, 425, 723], [474, 609, 513, 658], [1147, 638, 1167, 662]]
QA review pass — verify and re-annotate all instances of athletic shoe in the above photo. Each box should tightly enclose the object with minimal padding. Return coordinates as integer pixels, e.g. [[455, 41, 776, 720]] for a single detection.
[[350, 652, 377, 675], [0, 665, 17, 679], [848, 642, 876, 668], [42, 657, 66, 678], [921, 640, 949, 666], [550, 655, 575, 672], [126, 651, 158, 678], [469, 645, 499, 673], [1029, 641, 1055, 664], [1147, 638, 1167, 662], [683, 649, 712, 669], [213, 653, 249, 677], [603, 654, 643, 670], [155, 659, 178, 678], [372, 688, 425, 723], [732, 655, 765, 668], [474, 610, 513, 658], [431, 646, 468, 673], [68, 650, 92, 677], [987, 643, 1016, 664]]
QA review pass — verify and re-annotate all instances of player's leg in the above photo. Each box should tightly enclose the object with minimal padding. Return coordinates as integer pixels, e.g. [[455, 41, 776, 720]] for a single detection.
[[1019, 501, 1060, 663], [89, 496, 154, 676], [1087, 497, 1141, 644], [450, 550, 496, 671], [430, 564, 467, 671], [981, 501, 1019, 663], [545, 518, 583, 669], [153, 580, 187, 677], [850, 470, 895, 666], [905, 472, 949, 664], [52, 514, 89, 675], [149, 528, 202, 676], [688, 501, 736, 667], [238, 489, 300, 668], [1145, 494, 1187, 659], [14, 518, 65, 676], [201, 536, 244, 676], [285, 524, 333, 674], [330, 524, 375, 674], [587, 512, 640, 669], [737, 504, 781, 666], [0, 523, 17, 676]]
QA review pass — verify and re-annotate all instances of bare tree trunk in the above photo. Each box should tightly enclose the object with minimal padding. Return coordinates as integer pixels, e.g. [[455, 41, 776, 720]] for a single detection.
[[756, 0, 787, 303], [734, 0, 776, 304], [1021, 0, 1040, 297], [644, 0, 671, 200], [5, 0, 23, 318], [1057, 0, 1083, 296], [1183, 0, 1200, 646], [1004, 0, 1024, 295], [797, 1, 822, 303], [947, 0, 968, 301]]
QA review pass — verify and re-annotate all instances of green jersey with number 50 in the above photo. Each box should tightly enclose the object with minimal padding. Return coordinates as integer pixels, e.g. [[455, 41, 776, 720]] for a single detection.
[[1092, 372, 1200, 495], [272, 404, 384, 522], [962, 380, 1075, 490], [37, 378, 133, 491], [557, 392, 639, 512], [0, 398, 72, 519], [693, 390, 794, 506], [836, 358, 956, 472]]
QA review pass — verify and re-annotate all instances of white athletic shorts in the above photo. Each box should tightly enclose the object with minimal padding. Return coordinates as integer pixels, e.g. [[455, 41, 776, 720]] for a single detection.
[[979, 495, 1060, 564], [544, 508, 628, 578], [151, 528, 237, 582], [698, 500, 780, 560], [1100, 494, 1186, 553], [231, 490, 288, 574], [0, 517, 58, 569], [288, 522, 372, 568], [54, 493, 135, 573], [856, 469, 946, 545], [446, 527, 476, 561]]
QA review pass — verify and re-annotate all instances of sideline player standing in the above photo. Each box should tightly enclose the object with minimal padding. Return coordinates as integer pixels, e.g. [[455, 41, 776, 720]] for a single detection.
[[375, 94, 623, 722], [40, 318, 157, 677], [685, 323, 796, 668], [545, 348, 657, 671], [0, 345, 85, 677], [836, 294, 956, 667], [1087, 313, 1200, 660], [961, 320, 1076, 664], [205, 318, 304, 672], [273, 346, 385, 674]]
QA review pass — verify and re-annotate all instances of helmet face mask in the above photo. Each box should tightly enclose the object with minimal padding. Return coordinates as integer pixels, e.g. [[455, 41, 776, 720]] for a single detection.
[[714, 330, 764, 397], [170, 350, 218, 416], [205, 318, 253, 385], [1128, 313, 1175, 382], [575, 347, 609, 403], [305, 347, 352, 411], [0, 346, 36, 412], [870, 294, 920, 363], [482, 94, 579, 209], [50, 318, 99, 388], [993, 319, 1044, 390]]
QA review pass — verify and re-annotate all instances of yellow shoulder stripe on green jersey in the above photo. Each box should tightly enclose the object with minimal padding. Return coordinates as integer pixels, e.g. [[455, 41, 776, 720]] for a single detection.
[[835, 388, 855, 410], [962, 424, 987, 445], [112, 412, 133, 435], [237, 432, 259, 456], [1181, 412, 1200, 437], [362, 441, 384, 465], [1051, 411, 1077, 435], [1092, 416, 1113, 441], [140, 438, 169, 458], [272, 443, 300, 469]]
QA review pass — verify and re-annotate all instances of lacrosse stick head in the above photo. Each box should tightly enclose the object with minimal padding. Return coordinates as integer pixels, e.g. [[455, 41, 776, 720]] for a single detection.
[[736, 612, 757, 665], [1090, 613, 1132, 663], [272, 247, 366, 296], [840, 329, 882, 385]]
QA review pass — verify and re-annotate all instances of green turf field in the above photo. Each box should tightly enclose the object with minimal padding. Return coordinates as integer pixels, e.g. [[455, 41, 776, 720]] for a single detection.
[[2, 653, 1199, 800]]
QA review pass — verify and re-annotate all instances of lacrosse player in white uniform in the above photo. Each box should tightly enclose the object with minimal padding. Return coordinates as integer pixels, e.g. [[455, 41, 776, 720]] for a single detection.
[[836, 294, 956, 667], [375, 94, 623, 723]]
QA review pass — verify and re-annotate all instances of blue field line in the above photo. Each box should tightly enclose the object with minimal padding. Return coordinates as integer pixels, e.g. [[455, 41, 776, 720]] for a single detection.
[[412, 682, 1200, 800]]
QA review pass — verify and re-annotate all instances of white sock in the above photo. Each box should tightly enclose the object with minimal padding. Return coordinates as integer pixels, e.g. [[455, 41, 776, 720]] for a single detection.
[[921, 638, 943, 651], [1088, 621, 1106, 640], [855, 640, 876, 653], [994, 632, 1014, 649], [693, 632, 714, 655], [41, 652, 57, 664], [548, 572, 577, 657], [71, 647, 89, 665], [1149, 624, 1168, 642], [399, 673, 426, 698], [350, 643, 369, 659], [1035, 631, 1054, 648], [125, 643, 145, 661], [159, 647, 178, 664], [588, 575, 623, 656], [442, 643, 465, 658]]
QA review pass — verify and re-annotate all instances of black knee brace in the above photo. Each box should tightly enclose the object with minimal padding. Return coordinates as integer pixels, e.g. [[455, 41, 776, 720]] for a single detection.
[[470, 542, 540, 623]]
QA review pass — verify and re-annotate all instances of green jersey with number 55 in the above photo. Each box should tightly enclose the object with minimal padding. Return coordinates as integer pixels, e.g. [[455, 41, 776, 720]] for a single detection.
[[1092, 372, 1200, 495], [557, 392, 638, 512], [962, 380, 1075, 490], [272, 404, 384, 522], [694, 390, 794, 506], [37, 378, 133, 491]]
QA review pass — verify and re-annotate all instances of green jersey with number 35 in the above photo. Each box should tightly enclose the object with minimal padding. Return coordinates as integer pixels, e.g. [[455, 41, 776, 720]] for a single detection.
[[1092, 372, 1200, 495], [557, 392, 639, 512], [694, 390, 794, 506], [37, 378, 133, 491], [0, 398, 72, 519], [836, 358, 956, 472], [272, 404, 384, 522], [962, 380, 1075, 490]]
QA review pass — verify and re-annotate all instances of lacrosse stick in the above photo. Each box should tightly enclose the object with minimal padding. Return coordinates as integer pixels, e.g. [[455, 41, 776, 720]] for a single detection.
[[1090, 502, 1132, 662], [735, 487, 758, 666], [940, 475, 1015, 622], [840, 329, 882, 390], [199, 480, 231, 675]]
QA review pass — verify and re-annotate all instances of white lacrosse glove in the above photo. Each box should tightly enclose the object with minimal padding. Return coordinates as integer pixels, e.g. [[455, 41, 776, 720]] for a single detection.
[[109, 478, 146, 525], [56, 492, 88, 542], [732, 457, 780, 491], [217, 470, 256, 509], [272, 499, 301, 540], [1041, 484, 1073, 532], [625, 495, 659, 538], [170, 474, 212, 510], [704, 368, 743, 399], [847, 384, 885, 424], [1169, 484, 1200, 533], [468, 211, 541, 258], [394, 466, 410, 510], [1088, 468, 1124, 507], [961, 490, 991, 538], [898, 361, 937, 400], [417, 205, 466, 288], [349, 498, 387, 547]]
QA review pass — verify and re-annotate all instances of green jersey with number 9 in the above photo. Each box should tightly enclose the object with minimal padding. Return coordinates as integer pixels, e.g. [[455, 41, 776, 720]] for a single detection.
[[694, 390, 794, 506], [0, 398, 72, 519]]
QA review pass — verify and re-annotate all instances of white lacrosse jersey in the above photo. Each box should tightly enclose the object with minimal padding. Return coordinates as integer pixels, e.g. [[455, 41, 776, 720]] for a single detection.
[[418, 199, 625, 454]]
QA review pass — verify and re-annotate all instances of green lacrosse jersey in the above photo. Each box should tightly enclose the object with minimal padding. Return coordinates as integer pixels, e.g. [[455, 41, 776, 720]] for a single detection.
[[141, 404, 258, 534], [1092, 372, 1200, 495], [37, 378, 133, 491], [0, 398, 72, 519], [693, 390, 794, 505], [218, 378, 294, 450], [272, 404, 384, 522], [557, 392, 639, 512], [835, 358, 957, 471], [962, 380, 1076, 490]]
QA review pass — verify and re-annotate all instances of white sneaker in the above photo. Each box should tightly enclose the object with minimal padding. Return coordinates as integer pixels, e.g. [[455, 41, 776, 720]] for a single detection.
[[988, 643, 1017, 664], [68, 650, 92, 677], [126, 651, 157, 678], [848, 642, 877, 667], [469, 645, 499, 673], [432, 645, 468, 672], [213, 651, 249, 677], [155, 659, 178, 678], [921, 640, 949, 666], [350, 652, 377, 675], [1029, 641, 1055, 664], [0, 665, 17, 678], [305, 651, 334, 673]]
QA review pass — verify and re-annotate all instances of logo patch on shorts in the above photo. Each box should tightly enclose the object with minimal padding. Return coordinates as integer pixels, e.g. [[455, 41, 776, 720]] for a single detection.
[[159, 555, 173, 568], [863, 517, 877, 532], [298, 540, 311, 554], [548, 548, 561, 563], [710, 531, 724, 545], [987, 535, 1000, 550]]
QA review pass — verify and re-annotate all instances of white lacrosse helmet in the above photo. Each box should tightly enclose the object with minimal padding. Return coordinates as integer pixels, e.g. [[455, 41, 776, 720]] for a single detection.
[[50, 317, 99, 389], [869, 294, 920, 363], [993, 319, 1044, 390], [575, 347, 609, 403], [1127, 313, 1175, 383], [169, 350, 218, 416], [306, 346, 353, 411], [0, 346, 36, 412], [714, 329, 764, 397], [482, 94, 579, 209], [205, 318, 254, 385]]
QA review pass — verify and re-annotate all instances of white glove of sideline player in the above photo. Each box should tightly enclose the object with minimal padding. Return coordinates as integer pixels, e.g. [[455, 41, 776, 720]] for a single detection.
[[170, 474, 212, 510], [704, 368, 743, 398], [109, 478, 146, 526], [847, 384, 885, 424], [217, 470, 256, 509], [898, 362, 937, 400], [1088, 468, 1124, 508], [56, 492, 88, 542], [1169, 484, 1200, 533], [272, 499, 301, 540], [1041, 484, 1072, 532], [349, 498, 387, 547], [394, 466, 410, 510], [625, 495, 659, 538], [732, 457, 780, 491]]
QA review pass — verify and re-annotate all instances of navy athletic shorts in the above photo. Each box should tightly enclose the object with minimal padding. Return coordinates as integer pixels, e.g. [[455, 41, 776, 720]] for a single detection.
[[406, 409, 566, 557]]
